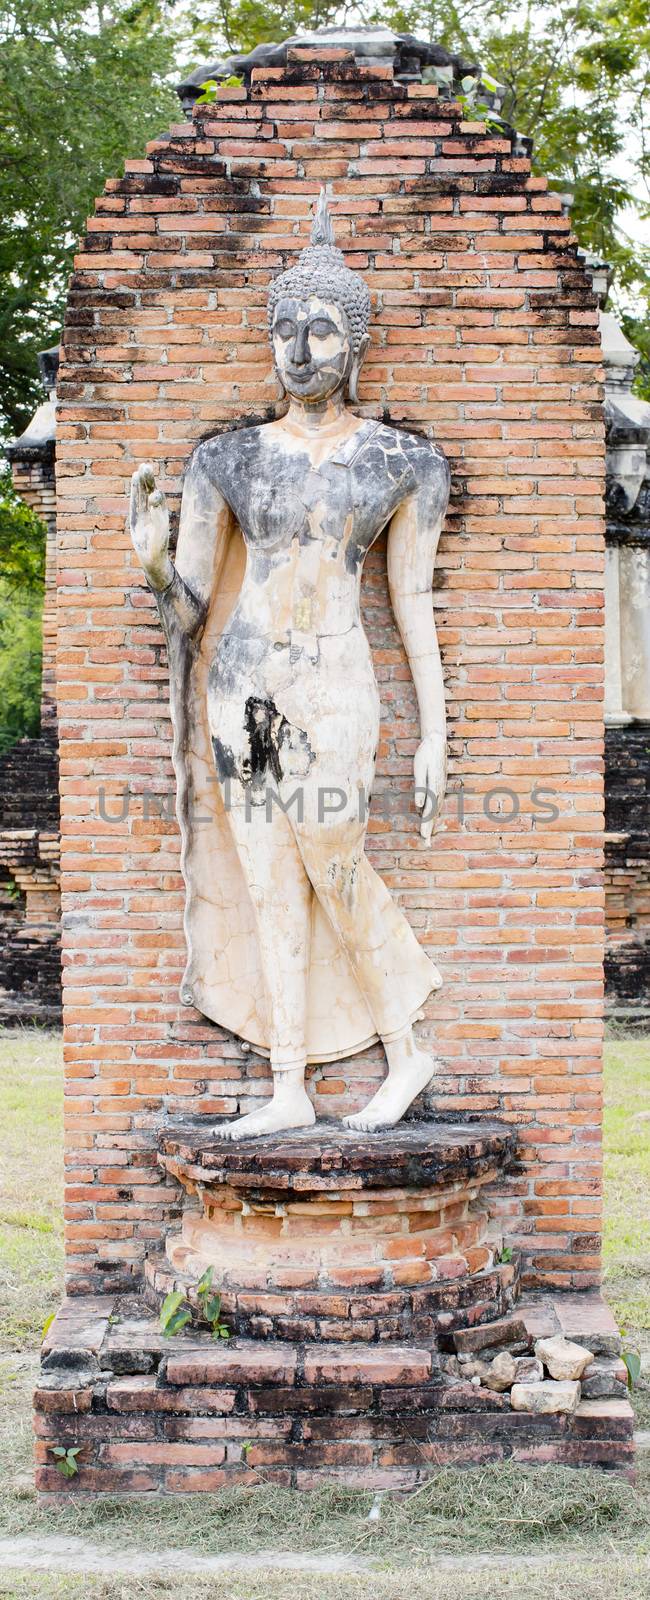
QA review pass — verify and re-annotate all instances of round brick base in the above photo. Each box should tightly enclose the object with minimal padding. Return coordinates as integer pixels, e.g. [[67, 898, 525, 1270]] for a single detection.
[[153, 1119, 519, 1341]]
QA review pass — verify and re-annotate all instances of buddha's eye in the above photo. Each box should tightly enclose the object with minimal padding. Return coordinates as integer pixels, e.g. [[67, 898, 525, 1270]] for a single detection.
[[309, 318, 337, 339], [274, 319, 296, 340]]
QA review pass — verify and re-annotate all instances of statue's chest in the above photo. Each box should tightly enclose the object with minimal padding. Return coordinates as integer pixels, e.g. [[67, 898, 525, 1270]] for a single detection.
[[222, 424, 414, 565]]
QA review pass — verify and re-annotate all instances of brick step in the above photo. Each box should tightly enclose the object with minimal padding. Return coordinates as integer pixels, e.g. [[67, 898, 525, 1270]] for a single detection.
[[35, 1292, 635, 1492], [42, 1296, 441, 1385], [34, 1378, 634, 1493], [144, 1251, 520, 1343], [165, 1339, 437, 1388]]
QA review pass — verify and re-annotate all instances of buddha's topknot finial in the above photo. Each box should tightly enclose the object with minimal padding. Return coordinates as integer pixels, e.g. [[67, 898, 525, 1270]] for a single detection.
[[310, 188, 336, 248], [268, 189, 371, 355]]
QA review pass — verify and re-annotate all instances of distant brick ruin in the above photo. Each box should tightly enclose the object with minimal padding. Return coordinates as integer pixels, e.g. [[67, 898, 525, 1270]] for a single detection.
[[2, 349, 61, 1025]]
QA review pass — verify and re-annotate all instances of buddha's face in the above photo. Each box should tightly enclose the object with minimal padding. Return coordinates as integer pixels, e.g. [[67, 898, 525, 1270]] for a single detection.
[[271, 294, 353, 403]]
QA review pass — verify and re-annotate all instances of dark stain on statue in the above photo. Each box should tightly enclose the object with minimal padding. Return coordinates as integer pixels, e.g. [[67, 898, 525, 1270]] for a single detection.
[[246, 697, 287, 783], [211, 734, 238, 783], [212, 697, 314, 790]]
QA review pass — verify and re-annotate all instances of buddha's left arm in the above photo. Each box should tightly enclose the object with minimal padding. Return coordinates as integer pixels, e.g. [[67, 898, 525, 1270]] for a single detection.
[[387, 452, 450, 841]]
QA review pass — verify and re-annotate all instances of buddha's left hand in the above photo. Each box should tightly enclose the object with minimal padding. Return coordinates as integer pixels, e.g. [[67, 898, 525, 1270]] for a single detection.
[[414, 733, 447, 844]]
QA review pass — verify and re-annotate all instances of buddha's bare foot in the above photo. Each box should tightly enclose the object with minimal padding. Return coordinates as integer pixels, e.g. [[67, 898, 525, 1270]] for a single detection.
[[216, 1069, 315, 1141], [343, 1037, 436, 1133]]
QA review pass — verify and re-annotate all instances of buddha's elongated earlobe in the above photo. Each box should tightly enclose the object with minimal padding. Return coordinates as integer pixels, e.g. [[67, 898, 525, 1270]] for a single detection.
[[347, 334, 370, 403]]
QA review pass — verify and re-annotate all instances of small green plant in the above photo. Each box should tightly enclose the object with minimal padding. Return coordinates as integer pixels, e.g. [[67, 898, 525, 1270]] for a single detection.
[[50, 1445, 81, 1479], [622, 1345, 642, 1389], [195, 74, 244, 104], [42, 1312, 55, 1338], [197, 1266, 231, 1340], [159, 1289, 192, 1338], [159, 1273, 230, 1339], [422, 65, 505, 132], [495, 1245, 514, 1264]]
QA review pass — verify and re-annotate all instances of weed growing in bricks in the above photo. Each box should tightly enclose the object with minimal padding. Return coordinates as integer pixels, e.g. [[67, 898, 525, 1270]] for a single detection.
[[159, 1291, 192, 1338], [197, 1267, 231, 1340], [50, 1445, 81, 1479], [159, 1272, 230, 1339]]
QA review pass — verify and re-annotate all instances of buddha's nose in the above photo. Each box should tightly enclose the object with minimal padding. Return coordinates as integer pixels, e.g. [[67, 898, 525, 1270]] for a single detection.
[[293, 323, 311, 366]]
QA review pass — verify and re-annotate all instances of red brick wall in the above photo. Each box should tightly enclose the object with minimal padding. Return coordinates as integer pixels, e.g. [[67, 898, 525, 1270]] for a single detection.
[[56, 46, 605, 1297]]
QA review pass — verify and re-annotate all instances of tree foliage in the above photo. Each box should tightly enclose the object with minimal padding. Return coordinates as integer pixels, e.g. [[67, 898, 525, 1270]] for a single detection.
[[0, 0, 179, 442], [370, 0, 650, 317], [1, 0, 648, 443], [1, 0, 647, 750], [183, 0, 342, 58]]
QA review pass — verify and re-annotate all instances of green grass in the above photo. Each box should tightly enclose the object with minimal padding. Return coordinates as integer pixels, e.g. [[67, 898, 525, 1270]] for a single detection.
[[1, 1028, 650, 1600], [0, 1030, 63, 1346], [603, 1038, 650, 1332]]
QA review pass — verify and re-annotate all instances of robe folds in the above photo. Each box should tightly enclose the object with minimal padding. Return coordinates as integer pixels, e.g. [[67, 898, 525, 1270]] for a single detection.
[[156, 420, 442, 1063]]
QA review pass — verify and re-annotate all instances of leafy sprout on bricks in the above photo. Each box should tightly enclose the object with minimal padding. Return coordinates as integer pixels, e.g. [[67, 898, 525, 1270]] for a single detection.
[[422, 64, 506, 134], [159, 1290, 192, 1338], [195, 75, 244, 104], [159, 1267, 231, 1341], [197, 1266, 231, 1340], [50, 1445, 81, 1479]]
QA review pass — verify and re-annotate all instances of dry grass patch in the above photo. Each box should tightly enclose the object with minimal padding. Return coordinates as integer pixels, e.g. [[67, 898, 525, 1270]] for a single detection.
[[1, 1554, 650, 1600]]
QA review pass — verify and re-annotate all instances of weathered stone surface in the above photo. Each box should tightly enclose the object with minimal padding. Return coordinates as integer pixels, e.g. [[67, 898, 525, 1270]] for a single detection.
[[514, 1356, 544, 1385], [535, 1336, 594, 1381], [159, 1120, 517, 1195], [166, 1343, 298, 1388], [461, 1363, 486, 1388], [581, 1358, 629, 1400], [153, 1119, 519, 1344], [452, 1316, 528, 1356], [303, 1345, 432, 1387], [176, 26, 483, 106], [461, 1350, 539, 1391], [575, 1398, 633, 1429], [511, 1380, 581, 1416], [483, 1351, 517, 1392], [33, 1294, 635, 1492], [556, 1297, 622, 1358]]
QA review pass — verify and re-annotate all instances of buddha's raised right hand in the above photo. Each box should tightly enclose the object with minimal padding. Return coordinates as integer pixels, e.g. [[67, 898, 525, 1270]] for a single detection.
[[129, 462, 174, 592]]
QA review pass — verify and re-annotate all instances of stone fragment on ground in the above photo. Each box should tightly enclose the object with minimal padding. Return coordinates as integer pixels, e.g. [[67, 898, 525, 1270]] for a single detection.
[[511, 1379, 581, 1415], [452, 1316, 529, 1356], [534, 1335, 594, 1381], [513, 1356, 543, 1384], [482, 1351, 517, 1392], [581, 1357, 628, 1400]]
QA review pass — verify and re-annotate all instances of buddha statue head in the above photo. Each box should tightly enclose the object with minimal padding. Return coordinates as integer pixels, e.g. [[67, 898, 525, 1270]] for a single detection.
[[268, 190, 371, 405]]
